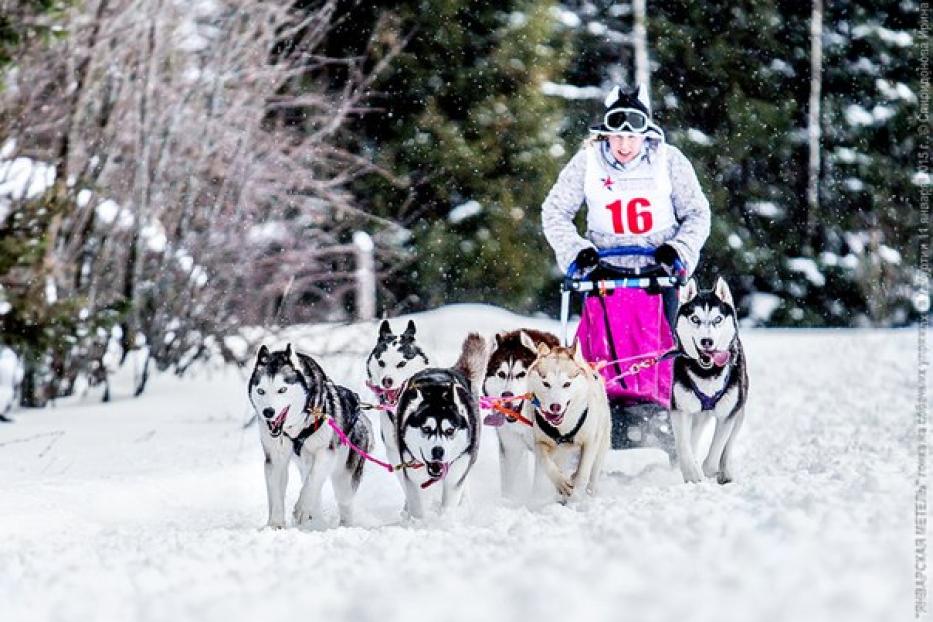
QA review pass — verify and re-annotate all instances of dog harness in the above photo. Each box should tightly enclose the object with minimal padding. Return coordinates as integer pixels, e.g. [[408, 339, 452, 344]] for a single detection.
[[682, 348, 735, 411], [534, 408, 589, 445]]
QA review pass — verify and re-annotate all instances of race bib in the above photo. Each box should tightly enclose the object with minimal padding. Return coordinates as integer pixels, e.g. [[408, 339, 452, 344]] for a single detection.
[[583, 142, 676, 237]]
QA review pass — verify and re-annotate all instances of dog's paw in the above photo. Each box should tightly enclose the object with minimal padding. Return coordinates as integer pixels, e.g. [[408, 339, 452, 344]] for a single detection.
[[717, 471, 734, 485], [264, 519, 286, 530], [292, 507, 314, 525], [680, 462, 703, 484], [556, 477, 574, 497], [702, 459, 719, 479]]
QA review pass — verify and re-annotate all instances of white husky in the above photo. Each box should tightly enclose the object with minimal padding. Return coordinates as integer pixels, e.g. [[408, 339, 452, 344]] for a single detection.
[[527, 341, 611, 502]]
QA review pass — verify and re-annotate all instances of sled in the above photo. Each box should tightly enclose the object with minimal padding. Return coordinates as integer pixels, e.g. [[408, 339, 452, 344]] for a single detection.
[[559, 246, 685, 457]]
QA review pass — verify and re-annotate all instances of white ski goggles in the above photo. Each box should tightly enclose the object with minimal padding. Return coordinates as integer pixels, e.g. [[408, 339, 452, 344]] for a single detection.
[[603, 108, 649, 133]]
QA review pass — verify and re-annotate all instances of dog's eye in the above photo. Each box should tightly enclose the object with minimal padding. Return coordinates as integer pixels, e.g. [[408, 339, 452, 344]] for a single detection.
[[542, 381, 550, 388], [497, 371, 506, 379], [277, 387, 287, 394], [442, 428, 455, 438], [713, 317, 723, 325], [378, 360, 386, 368], [397, 361, 406, 368], [516, 371, 526, 379], [562, 381, 571, 388], [420, 426, 432, 436], [257, 388, 265, 395], [690, 316, 700, 325]]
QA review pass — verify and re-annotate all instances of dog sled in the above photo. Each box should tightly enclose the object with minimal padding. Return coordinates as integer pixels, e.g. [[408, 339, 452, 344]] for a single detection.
[[559, 246, 685, 459]]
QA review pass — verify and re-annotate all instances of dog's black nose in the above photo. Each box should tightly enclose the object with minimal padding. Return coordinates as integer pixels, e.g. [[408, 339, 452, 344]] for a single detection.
[[431, 446, 444, 461], [700, 338, 713, 349], [382, 377, 394, 388], [502, 391, 514, 398], [262, 407, 275, 419]]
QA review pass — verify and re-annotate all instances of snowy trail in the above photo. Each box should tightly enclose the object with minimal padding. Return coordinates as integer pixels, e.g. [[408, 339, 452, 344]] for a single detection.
[[0, 306, 920, 622]]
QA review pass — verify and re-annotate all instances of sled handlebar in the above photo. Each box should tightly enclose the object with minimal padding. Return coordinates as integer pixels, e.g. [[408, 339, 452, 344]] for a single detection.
[[563, 245, 686, 288]]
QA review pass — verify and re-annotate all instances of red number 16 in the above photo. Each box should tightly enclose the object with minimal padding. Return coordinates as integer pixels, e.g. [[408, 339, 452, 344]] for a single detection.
[[605, 198, 653, 234]]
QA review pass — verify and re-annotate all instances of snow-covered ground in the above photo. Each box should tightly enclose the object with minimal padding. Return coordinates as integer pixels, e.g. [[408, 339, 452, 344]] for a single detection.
[[0, 305, 921, 622]]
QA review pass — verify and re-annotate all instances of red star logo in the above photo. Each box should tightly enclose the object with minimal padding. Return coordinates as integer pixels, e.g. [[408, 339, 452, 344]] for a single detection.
[[602, 176, 614, 189]]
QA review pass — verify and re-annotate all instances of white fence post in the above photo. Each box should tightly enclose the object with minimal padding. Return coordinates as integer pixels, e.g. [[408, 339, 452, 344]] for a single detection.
[[353, 231, 376, 322]]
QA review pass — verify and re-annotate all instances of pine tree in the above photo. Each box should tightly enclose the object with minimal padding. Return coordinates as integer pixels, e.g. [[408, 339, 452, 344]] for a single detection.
[[311, 0, 574, 312]]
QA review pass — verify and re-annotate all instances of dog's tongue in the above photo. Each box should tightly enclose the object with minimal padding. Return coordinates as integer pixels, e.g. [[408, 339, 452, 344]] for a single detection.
[[273, 406, 289, 427], [484, 412, 506, 427], [711, 351, 731, 366]]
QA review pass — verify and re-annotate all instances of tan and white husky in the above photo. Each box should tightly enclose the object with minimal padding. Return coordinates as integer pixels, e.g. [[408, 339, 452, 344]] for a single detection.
[[527, 341, 611, 502]]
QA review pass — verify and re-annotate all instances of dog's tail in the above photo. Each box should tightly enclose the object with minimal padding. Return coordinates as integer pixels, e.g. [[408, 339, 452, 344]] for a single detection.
[[453, 333, 487, 398]]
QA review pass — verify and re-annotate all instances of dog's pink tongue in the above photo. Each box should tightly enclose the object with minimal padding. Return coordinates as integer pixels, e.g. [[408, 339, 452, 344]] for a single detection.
[[712, 351, 731, 366], [484, 412, 506, 427]]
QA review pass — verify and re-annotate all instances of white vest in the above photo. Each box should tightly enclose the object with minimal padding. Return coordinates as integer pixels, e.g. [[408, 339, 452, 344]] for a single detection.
[[583, 142, 676, 238]]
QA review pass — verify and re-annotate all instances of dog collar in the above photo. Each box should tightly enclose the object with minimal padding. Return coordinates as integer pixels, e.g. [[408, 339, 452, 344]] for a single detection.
[[284, 404, 327, 456], [534, 407, 589, 445]]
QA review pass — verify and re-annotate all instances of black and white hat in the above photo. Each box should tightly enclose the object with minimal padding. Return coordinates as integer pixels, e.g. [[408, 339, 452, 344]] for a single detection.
[[589, 84, 665, 140]]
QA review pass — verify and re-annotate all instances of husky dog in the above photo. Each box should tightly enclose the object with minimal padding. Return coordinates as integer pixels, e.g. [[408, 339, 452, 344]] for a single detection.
[[365, 319, 431, 504], [249, 344, 373, 528], [482, 329, 560, 499], [394, 334, 486, 518], [670, 278, 749, 484], [527, 341, 611, 501]]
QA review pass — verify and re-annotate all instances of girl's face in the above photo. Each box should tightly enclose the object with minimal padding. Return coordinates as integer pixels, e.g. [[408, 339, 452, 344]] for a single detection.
[[607, 134, 645, 164]]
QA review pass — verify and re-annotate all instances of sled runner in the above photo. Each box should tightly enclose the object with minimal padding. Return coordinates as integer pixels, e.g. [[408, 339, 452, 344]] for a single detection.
[[560, 246, 685, 457]]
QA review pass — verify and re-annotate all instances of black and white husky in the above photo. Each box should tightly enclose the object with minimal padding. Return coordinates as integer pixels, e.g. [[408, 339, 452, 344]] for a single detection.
[[365, 319, 430, 503], [670, 278, 749, 484], [482, 329, 560, 500], [394, 334, 486, 518], [248, 344, 373, 528]]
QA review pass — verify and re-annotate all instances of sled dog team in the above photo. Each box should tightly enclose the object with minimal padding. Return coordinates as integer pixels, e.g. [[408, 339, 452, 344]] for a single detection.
[[248, 278, 748, 529]]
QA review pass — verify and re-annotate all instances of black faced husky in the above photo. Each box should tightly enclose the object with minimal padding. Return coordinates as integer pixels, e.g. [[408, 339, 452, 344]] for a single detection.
[[670, 278, 749, 484], [482, 329, 560, 500], [394, 333, 486, 518], [249, 344, 373, 528]]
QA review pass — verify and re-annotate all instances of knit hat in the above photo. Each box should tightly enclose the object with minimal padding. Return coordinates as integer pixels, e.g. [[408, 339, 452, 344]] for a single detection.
[[589, 84, 665, 141]]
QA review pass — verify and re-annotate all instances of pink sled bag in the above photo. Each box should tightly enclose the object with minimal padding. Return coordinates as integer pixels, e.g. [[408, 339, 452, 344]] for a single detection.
[[575, 287, 674, 409]]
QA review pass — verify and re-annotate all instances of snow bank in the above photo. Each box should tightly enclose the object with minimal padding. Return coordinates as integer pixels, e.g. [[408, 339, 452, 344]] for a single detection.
[[0, 305, 919, 622]]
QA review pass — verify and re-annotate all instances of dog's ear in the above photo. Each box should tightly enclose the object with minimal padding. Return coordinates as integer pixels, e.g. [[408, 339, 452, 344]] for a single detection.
[[284, 343, 293, 358], [519, 331, 537, 354], [256, 344, 270, 365], [494, 332, 505, 348], [567, 338, 581, 360], [714, 277, 734, 308], [679, 278, 698, 305], [402, 319, 416, 340], [378, 320, 393, 340], [536, 342, 551, 357]]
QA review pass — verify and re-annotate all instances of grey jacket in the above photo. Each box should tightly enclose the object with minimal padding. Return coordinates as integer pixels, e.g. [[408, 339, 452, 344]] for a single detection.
[[541, 139, 711, 275]]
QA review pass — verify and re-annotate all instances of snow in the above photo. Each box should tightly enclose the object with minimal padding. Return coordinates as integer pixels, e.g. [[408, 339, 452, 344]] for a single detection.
[[0, 304, 920, 622], [540, 81, 604, 100], [549, 7, 581, 28], [448, 200, 483, 223], [876, 79, 918, 103], [747, 200, 783, 218], [744, 292, 782, 324], [787, 257, 827, 287], [686, 128, 712, 145], [0, 156, 55, 199], [845, 104, 874, 127], [852, 23, 913, 47], [879, 244, 902, 265]]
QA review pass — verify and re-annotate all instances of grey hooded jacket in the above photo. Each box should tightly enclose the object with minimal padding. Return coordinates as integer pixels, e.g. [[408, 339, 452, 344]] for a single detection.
[[541, 138, 711, 276]]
